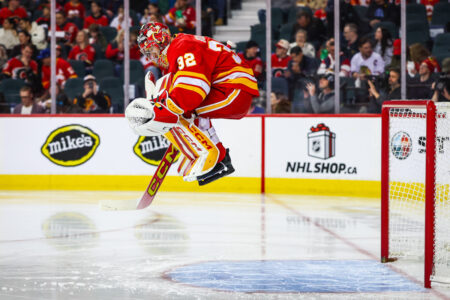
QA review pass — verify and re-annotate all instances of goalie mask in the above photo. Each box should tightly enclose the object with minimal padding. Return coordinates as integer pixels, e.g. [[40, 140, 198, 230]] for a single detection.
[[138, 22, 171, 69]]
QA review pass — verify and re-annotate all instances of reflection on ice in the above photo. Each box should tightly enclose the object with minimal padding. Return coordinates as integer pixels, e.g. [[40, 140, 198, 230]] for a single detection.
[[0, 191, 446, 299]]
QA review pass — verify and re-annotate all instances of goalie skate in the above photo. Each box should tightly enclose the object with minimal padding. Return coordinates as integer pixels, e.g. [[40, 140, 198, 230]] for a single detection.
[[197, 148, 235, 186]]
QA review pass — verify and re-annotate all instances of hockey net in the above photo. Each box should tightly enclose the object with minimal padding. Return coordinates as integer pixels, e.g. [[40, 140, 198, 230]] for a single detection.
[[381, 101, 450, 288]]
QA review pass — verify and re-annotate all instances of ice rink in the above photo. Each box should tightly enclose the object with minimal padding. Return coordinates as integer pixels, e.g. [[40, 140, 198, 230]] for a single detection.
[[0, 191, 449, 300]]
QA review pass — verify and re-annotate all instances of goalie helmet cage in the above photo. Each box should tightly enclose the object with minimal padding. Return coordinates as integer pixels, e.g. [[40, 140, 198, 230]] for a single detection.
[[381, 100, 450, 289]]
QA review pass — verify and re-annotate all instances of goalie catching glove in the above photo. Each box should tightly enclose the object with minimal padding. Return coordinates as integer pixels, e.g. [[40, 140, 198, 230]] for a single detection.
[[125, 98, 179, 137]]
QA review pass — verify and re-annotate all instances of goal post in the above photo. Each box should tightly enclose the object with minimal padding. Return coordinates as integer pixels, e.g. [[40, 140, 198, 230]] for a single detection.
[[381, 100, 449, 289]]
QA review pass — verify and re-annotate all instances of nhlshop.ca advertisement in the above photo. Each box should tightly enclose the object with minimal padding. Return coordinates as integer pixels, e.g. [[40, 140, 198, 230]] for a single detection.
[[265, 117, 381, 181]]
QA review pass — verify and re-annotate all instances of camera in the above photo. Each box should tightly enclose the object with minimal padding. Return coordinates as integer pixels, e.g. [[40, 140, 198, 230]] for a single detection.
[[88, 81, 94, 89], [434, 73, 450, 92], [366, 73, 389, 91]]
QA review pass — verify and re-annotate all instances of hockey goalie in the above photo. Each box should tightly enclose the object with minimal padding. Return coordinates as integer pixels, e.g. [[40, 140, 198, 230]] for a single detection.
[[125, 22, 259, 186]]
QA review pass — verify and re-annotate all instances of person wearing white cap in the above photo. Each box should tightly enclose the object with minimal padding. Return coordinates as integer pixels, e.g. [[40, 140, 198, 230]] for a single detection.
[[271, 39, 291, 78]]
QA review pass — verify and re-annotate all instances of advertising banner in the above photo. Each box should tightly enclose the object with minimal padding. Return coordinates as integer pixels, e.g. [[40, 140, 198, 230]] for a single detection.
[[265, 117, 381, 181], [0, 117, 261, 177]]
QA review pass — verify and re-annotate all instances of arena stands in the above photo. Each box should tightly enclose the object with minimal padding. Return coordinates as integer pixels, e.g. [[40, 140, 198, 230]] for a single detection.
[[0, 0, 448, 114]]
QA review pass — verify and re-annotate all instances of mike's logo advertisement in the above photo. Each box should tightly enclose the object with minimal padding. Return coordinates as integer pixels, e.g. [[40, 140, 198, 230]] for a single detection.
[[134, 135, 179, 165], [41, 125, 100, 167]]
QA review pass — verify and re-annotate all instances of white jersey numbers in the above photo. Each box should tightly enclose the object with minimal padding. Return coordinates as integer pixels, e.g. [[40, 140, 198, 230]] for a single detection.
[[177, 39, 242, 70], [207, 40, 242, 64], [177, 53, 197, 70]]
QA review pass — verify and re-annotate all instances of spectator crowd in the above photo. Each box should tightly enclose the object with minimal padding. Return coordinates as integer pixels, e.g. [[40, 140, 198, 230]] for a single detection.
[[0, 0, 449, 115]]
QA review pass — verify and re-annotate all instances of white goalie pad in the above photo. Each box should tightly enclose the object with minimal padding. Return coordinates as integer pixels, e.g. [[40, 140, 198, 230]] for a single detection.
[[164, 117, 219, 182], [145, 72, 172, 101]]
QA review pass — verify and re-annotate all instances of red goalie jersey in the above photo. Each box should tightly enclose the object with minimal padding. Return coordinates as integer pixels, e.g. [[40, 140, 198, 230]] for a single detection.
[[166, 34, 259, 118]]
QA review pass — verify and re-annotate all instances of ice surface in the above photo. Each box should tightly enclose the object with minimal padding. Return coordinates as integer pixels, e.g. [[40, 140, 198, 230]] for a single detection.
[[0, 191, 447, 300]]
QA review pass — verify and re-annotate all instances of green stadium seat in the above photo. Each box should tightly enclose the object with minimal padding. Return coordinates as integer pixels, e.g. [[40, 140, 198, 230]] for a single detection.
[[431, 2, 450, 26], [279, 22, 294, 42], [250, 24, 266, 50], [287, 6, 313, 24], [0, 79, 25, 104], [130, 25, 141, 34], [129, 10, 140, 28], [68, 59, 86, 77], [119, 59, 145, 88], [92, 43, 105, 60], [99, 77, 124, 112], [406, 3, 427, 23], [235, 41, 247, 54], [406, 20, 430, 46], [99, 26, 118, 43], [93, 59, 115, 81], [432, 33, 450, 64], [271, 7, 284, 32], [353, 5, 368, 20], [64, 78, 84, 101]]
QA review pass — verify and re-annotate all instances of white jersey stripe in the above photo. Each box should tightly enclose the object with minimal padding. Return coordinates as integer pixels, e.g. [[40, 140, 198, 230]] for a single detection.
[[173, 77, 211, 95], [213, 72, 257, 84]]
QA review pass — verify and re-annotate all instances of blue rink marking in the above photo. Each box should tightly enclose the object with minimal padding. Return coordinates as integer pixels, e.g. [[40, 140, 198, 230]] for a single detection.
[[167, 260, 425, 293]]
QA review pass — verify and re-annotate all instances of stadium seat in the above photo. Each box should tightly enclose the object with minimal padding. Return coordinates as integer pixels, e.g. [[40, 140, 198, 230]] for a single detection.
[[119, 59, 145, 88], [272, 77, 289, 96], [32, 9, 42, 21], [64, 78, 84, 100], [0, 79, 25, 104], [271, 7, 283, 32], [99, 26, 117, 43], [353, 5, 368, 21], [92, 43, 105, 60], [287, 6, 313, 24], [93, 59, 115, 81], [406, 3, 427, 23], [372, 21, 398, 39], [250, 24, 266, 50], [68, 59, 86, 77], [130, 25, 140, 34], [432, 33, 450, 63], [99, 77, 124, 112], [406, 20, 430, 46], [129, 10, 140, 28], [431, 2, 450, 26], [279, 22, 294, 42], [235, 41, 247, 54], [167, 25, 179, 35]]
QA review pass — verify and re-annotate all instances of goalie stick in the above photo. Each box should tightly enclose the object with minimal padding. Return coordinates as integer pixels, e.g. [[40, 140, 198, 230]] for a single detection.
[[137, 144, 179, 209], [99, 144, 179, 210]]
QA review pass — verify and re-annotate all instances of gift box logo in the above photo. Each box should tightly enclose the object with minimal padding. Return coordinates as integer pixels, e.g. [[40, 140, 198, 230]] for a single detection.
[[307, 123, 336, 160]]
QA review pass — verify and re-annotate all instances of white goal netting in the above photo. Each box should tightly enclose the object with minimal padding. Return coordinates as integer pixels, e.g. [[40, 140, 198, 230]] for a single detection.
[[387, 103, 450, 284]]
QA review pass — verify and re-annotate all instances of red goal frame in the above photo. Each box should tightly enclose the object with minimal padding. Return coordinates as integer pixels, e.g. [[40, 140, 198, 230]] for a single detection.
[[381, 100, 437, 288]]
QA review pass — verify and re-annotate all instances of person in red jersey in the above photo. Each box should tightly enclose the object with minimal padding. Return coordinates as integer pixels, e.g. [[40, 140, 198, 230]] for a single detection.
[[83, 1, 109, 29], [164, 0, 196, 33], [105, 30, 141, 64], [0, 0, 27, 26], [2, 43, 37, 80], [68, 30, 96, 67], [238, 40, 264, 81], [38, 48, 77, 91], [36, 5, 50, 28], [54, 11, 78, 45], [126, 23, 259, 186], [271, 39, 292, 78], [64, 0, 85, 20]]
